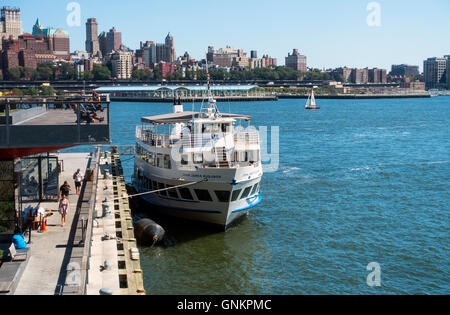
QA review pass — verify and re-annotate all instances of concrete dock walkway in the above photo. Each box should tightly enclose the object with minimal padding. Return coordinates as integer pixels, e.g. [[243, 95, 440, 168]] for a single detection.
[[14, 153, 90, 295], [11, 149, 144, 295]]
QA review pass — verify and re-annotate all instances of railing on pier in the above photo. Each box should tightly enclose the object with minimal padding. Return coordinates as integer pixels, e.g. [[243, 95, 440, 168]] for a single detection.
[[0, 94, 111, 150]]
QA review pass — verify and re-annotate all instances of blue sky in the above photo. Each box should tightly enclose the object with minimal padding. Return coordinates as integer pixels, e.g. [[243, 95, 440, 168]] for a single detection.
[[4, 0, 450, 70]]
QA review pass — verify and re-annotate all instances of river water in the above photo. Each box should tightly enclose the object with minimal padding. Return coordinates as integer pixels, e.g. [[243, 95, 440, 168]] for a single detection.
[[71, 96, 450, 294]]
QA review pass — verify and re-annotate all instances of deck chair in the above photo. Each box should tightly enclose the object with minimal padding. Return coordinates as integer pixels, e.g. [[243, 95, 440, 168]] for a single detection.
[[8, 243, 27, 262]]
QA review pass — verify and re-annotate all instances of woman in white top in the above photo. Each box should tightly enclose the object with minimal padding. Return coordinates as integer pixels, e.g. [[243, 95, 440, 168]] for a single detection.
[[73, 169, 84, 195]]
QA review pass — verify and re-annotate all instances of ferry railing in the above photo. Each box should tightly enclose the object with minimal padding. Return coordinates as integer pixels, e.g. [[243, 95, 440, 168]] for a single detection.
[[136, 127, 260, 150], [234, 131, 260, 146]]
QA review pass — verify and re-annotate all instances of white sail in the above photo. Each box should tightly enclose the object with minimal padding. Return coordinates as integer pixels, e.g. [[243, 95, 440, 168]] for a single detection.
[[305, 93, 311, 108], [310, 90, 316, 106]]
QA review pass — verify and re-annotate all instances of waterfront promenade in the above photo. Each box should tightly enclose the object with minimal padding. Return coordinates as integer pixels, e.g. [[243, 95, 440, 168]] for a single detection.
[[9, 150, 144, 295], [14, 153, 90, 295]]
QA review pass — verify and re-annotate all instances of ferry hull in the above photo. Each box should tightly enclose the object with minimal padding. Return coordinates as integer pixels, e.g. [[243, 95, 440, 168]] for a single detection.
[[133, 156, 262, 228], [135, 189, 262, 229]]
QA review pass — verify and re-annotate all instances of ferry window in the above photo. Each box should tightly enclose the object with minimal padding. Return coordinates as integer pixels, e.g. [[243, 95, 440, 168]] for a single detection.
[[193, 153, 203, 164], [142, 177, 147, 189], [231, 189, 242, 202], [236, 151, 246, 162], [251, 183, 259, 196], [148, 152, 155, 165], [249, 150, 259, 162], [151, 180, 158, 191], [157, 154, 164, 168], [164, 155, 171, 169], [166, 185, 179, 199], [215, 191, 231, 203], [212, 123, 220, 132], [178, 188, 194, 200], [240, 186, 252, 199], [181, 154, 189, 165], [194, 189, 213, 202], [158, 182, 167, 196], [203, 124, 212, 133]]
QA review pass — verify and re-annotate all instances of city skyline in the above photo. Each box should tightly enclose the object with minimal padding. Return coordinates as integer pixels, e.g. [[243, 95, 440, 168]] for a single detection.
[[1, 0, 450, 71]]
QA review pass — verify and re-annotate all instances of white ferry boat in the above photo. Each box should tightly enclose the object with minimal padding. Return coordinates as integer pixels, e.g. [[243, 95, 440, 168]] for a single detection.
[[133, 81, 263, 229]]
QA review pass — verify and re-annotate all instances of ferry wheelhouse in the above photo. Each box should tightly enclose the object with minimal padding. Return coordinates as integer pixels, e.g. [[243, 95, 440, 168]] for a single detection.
[[133, 94, 263, 228]]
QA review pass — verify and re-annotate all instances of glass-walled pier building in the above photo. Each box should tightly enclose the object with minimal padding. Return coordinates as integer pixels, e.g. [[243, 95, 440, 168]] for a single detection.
[[94, 85, 276, 102]]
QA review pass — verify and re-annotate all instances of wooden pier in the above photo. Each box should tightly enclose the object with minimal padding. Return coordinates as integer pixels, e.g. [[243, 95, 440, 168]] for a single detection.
[[110, 151, 146, 295], [86, 147, 145, 295]]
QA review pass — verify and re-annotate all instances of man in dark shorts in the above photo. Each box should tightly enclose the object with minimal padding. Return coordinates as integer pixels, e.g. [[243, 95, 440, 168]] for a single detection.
[[59, 181, 71, 199]]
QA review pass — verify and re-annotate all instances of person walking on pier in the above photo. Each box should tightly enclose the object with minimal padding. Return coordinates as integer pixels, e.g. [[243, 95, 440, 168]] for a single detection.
[[73, 169, 83, 195], [59, 195, 69, 227], [59, 181, 71, 199]]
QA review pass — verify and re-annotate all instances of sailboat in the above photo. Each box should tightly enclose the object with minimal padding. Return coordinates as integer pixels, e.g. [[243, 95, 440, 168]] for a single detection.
[[305, 89, 320, 110]]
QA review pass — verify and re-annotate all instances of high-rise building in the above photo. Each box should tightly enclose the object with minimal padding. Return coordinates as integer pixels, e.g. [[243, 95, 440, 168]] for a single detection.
[[139, 33, 176, 66], [207, 46, 239, 68], [250, 50, 257, 59], [85, 18, 100, 57], [351, 68, 369, 84], [158, 61, 176, 79], [334, 67, 353, 82], [285, 49, 307, 72], [369, 68, 387, 83], [262, 54, 277, 67], [106, 27, 121, 54], [447, 57, 450, 90], [31, 18, 70, 60], [232, 49, 249, 69], [1, 33, 57, 74], [111, 50, 132, 79], [390, 64, 420, 77], [98, 31, 107, 57], [424, 56, 448, 89], [0, 7, 22, 50], [164, 33, 176, 63], [141, 41, 156, 67], [18, 50, 37, 69]]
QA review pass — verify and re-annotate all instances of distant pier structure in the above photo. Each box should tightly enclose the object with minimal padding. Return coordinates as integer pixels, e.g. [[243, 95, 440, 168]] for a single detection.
[[95, 85, 277, 102]]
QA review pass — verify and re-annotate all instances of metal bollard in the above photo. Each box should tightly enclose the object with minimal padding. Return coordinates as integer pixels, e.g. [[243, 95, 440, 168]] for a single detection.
[[102, 198, 110, 218], [79, 216, 85, 246], [103, 259, 111, 271], [99, 288, 113, 295]]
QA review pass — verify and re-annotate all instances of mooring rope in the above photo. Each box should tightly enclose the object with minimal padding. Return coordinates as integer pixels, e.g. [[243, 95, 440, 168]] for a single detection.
[[111, 179, 207, 201]]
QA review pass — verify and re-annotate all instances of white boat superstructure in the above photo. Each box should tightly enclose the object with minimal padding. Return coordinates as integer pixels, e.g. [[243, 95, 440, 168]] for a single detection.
[[133, 78, 263, 228]]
